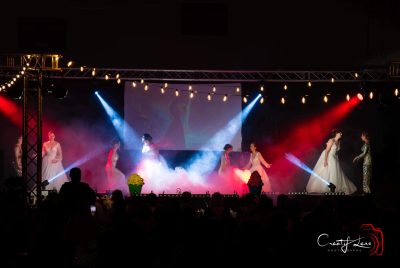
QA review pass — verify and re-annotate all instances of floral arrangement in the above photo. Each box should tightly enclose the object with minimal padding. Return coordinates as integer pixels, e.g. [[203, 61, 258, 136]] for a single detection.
[[127, 173, 145, 185]]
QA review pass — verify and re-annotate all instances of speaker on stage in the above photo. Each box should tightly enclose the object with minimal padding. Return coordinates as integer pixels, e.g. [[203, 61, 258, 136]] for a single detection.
[[18, 17, 67, 53]]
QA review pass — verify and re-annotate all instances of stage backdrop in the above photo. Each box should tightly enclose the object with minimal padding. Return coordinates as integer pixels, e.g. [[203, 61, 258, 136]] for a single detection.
[[124, 82, 242, 151]]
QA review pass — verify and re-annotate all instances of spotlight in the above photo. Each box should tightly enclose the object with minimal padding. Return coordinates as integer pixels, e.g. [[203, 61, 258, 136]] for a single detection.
[[46, 80, 68, 99], [357, 93, 363, 100], [42, 180, 49, 188], [327, 183, 336, 193], [95, 91, 99, 95]]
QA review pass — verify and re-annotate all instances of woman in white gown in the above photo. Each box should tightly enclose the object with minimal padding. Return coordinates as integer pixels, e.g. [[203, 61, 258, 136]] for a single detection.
[[42, 131, 68, 191], [105, 140, 129, 196], [245, 142, 272, 192], [306, 129, 357, 195]]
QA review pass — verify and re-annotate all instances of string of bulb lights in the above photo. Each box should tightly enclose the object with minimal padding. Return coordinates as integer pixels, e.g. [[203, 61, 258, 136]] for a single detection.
[[1, 58, 399, 104]]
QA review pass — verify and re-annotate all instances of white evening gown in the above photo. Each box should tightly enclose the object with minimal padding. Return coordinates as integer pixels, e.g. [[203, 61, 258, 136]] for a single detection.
[[105, 150, 129, 196], [306, 141, 357, 195], [249, 152, 272, 192], [42, 143, 68, 191]]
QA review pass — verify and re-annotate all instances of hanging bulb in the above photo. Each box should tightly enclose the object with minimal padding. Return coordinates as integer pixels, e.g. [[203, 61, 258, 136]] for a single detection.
[[346, 94, 350, 101], [243, 96, 248, 103], [140, 79, 144, 84], [308, 81, 312, 87], [260, 85, 264, 92], [395, 88, 399, 96], [175, 89, 179, 97], [331, 78, 335, 83], [207, 93, 212, 101], [189, 85, 192, 90], [223, 94, 228, 102], [369, 91, 374, 99], [92, 68, 96, 76], [260, 97, 264, 104], [236, 87, 240, 93], [116, 74, 120, 79], [144, 84, 149, 91], [323, 95, 328, 103], [284, 84, 288, 90], [117, 78, 121, 84], [281, 97, 285, 104], [161, 87, 165, 94], [213, 85, 216, 92], [164, 82, 168, 88], [132, 81, 137, 87], [190, 91, 194, 98], [301, 96, 306, 104], [105, 74, 109, 80]]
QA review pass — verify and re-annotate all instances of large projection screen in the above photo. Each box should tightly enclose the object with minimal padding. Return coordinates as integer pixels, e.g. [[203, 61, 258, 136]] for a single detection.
[[124, 82, 242, 151]]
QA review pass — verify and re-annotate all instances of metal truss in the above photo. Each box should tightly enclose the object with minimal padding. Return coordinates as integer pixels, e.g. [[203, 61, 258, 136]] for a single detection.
[[22, 73, 43, 205], [0, 54, 391, 82], [50, 68, 389, 82]]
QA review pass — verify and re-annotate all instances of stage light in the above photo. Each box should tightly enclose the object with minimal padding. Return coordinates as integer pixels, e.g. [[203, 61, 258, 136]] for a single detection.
[[284, 84, 288, 90], [175, 89, 179, 96], [260, 97, 264, 104], [117, 78, 121, 84], [213, 85, 216, 92], [260, 85, 264, 92], [80, 66, 84, 72], [116, 74, 120, 79], [308, 81, 312, 87], [223, 94, 228, 102], [144, 84, 148, 91], [355, 72, 358, 78], [189, 85, 192, 90], [331, 78, 335, 83], [164, 82, 168, 88], [357, 93, 363, 100], [160, 87, 165, 94], [243, 96, 248, 103], [12, 77, 16, 82], [346, 94, 350, 101], [92, 68, 96, 76], [190, 91, 194, 98], [236, 87, 240, 93], [207, 93, 211, 101], [302, 96, 306, 104], [16, 75, 20, 78], [46, 80, 68, 99], [105, 74, 109, 80], [323, 95, 328, 103], [132, 81, 136, 87], [281, 97, 285, 104], [95, 91, 99, 95], [369, 91, 374, 99], [67, 61, 74, 67], [140, 79, 144, 84], [395, 88, 399, 96]]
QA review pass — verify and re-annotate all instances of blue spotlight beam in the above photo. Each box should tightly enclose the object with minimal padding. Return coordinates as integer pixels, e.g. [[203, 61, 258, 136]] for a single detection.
[[186, 94, 262, 176], [48, 146, 107, 182], [284, 153, 329, 186], [95, 91, 141, 147]]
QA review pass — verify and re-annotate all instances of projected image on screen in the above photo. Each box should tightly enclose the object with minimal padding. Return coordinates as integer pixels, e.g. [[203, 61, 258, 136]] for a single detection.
[[124, 83, 242, 151]]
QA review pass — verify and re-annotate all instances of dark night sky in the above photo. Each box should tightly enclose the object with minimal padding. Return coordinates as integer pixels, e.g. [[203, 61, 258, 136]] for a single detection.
[[1, 0, 400, 69]]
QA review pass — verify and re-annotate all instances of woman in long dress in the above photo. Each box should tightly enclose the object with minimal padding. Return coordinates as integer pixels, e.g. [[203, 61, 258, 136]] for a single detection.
[[245, 142, 272, 192], [14, 136, 22, 177], [105, 140, 129, 196], [306, 129, 357, 195], [42, 131, 68, 191], [218, 144, 233, 176]]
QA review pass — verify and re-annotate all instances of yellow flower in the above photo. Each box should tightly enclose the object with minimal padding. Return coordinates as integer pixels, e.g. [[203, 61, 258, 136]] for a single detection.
[[127, 173, 145, 185]]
